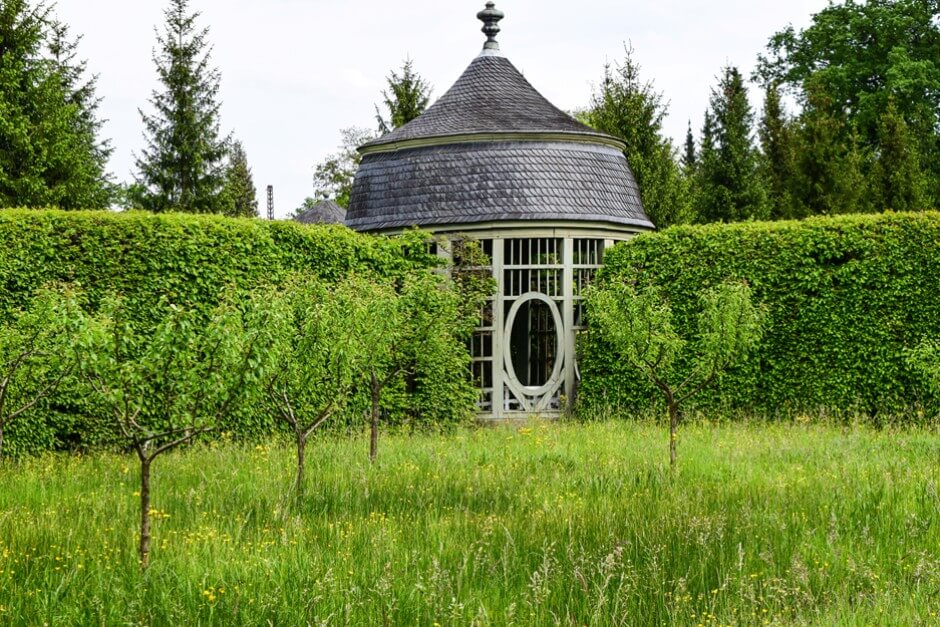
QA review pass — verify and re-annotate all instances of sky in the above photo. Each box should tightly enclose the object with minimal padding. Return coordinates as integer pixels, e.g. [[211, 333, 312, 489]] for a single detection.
[[55, 0, 831, 218]]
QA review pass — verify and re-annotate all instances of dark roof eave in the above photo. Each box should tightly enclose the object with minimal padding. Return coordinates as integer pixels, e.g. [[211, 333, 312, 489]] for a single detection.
[[360, 130, 627, 155], [346, 213, 655, 233]]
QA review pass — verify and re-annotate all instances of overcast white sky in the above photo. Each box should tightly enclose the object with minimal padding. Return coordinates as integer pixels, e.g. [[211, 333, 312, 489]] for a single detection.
[[55, 0, 829, 218]]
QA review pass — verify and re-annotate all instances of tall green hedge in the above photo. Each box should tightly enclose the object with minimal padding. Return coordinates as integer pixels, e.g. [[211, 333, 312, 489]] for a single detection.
[[0, 209, 428, 325], [0, 209, 441, 455], [580, 211, 940, 417]]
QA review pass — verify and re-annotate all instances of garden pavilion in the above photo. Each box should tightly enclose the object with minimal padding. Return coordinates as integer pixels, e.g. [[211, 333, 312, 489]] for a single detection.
[[346, 3, 654, 419]]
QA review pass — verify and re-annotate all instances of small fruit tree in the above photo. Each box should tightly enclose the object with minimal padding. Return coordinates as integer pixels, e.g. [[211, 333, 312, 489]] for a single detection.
[[260, 275, 391, 496], [586, 280, 764, 467], [0, 287, 84, 458], [76, 296, 271, 569]]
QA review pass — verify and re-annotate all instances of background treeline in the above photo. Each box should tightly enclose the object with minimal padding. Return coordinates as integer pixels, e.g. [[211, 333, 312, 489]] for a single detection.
[[0, 210, 484, 457], [583, 0, 940, 227], [580, 211, 940, 417], [3, 0, 935, 222], [0, 0, 257, 216], [312, 0, 940, 225]]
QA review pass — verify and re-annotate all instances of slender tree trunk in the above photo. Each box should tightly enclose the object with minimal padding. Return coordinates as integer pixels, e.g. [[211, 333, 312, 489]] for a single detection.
[[139, 458, 152, 570], [295, 434, 307, 499], [668, 400, 679, 469], [370, 373, 380, 463], [0, 424, 5, 460]]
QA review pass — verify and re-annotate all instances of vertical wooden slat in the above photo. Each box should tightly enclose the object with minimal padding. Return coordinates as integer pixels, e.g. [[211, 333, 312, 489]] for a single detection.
[[563, 237, 575, 411], [492, 238, 505, 419]]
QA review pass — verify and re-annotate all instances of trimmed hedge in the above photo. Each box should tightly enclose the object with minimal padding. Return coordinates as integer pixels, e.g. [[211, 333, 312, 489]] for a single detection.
[[0, 209, 429, 324], [0, 210, 440, 456], [580, 211, 940, 417]]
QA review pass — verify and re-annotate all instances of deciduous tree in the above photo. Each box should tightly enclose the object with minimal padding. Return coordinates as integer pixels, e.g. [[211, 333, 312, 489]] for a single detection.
[[757, 0, 940, 206], [0, 287, 83, 458], [586, 281, 763, 467], [364, 241, 492, 462], [76, 296, 269, 569], [309, 127, 375, 209], [260, 276, 382, 495]]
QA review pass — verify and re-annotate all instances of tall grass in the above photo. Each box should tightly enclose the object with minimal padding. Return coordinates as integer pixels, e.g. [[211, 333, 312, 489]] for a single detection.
[[1, 420, 939, 625]]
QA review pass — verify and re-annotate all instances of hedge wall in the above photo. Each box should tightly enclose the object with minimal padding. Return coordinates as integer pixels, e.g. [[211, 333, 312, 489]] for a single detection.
[[0, 209, 439, 456], [0, 209, 429, 324], [580, 211, 940, 417]]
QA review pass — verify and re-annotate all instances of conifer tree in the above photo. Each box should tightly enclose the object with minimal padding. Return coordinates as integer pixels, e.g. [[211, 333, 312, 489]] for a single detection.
[[758, 83, 796, 219], [757, 0, 940, 207], [375, 59, 432, 134], [870, 98, 929, 212], [696, 66, 768, 223], [681, 120, 696, 173], [0, 0, 112, 208], [133, 0, 229, 213], [790, 80, 869, 216], [586, 45, 694, 227], [221, 140, 258, 217], [47, 20, 112, 195]]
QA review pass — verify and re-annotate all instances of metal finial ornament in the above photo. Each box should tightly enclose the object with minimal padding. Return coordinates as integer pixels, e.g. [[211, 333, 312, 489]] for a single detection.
[[477, 2, 505, 51]]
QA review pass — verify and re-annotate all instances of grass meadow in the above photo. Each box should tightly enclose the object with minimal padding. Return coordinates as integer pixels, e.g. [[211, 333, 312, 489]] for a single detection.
[[1, 420, 939, 625]]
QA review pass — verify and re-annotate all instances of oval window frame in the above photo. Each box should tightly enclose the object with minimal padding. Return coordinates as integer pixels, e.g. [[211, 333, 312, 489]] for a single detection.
[[503, 291, 564, 399]]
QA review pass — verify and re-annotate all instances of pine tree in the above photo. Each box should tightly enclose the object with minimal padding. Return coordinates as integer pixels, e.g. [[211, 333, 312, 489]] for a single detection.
[[220, 140, 257, 218], [870, 98, 929, 212], [133, 0, 229, 213], [375, 59, 432, 134], [790, 80, 869, 216], [0, 0, 112, 208], [696, 66, 768, 223], [586, 45, 694, 227], [758, 83, 796, 219], [681, 120, 696, 173]]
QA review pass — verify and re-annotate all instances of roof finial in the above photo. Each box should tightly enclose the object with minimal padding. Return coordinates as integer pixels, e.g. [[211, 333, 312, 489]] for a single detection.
[[477, 2, 504, 52]]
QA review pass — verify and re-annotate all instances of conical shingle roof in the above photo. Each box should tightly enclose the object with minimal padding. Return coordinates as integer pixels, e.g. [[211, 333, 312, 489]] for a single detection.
[[364, 55, 608, 149], [345, 4, 653, 233]]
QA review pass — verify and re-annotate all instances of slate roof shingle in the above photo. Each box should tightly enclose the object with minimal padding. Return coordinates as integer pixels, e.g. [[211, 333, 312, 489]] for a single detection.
[[348, 49, 653, 232], [364, 55, 606, 148], [294, 200, 347, 225], [346, 141, 651, 231]]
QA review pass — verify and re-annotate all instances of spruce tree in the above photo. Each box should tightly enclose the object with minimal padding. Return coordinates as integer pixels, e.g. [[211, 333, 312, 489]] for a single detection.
[[134, 0, 229, 213], [681, 120, 696, 173], [220, 140, 257, 217], [375, 59, 432, 134], [758, 83, 796, 219], [0, 0, 112, 208], [870, 98, 929, 212], [696, 66, 768, 223], [790, 80, 869, 216], [586, 45, 694, 227]]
